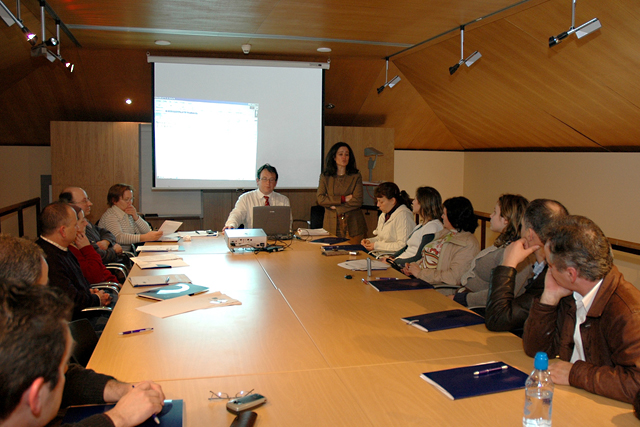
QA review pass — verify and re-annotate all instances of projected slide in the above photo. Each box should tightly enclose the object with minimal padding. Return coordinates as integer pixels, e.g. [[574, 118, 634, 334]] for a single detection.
[[151, 58, 326, 190], [155, 98, 258, 181]]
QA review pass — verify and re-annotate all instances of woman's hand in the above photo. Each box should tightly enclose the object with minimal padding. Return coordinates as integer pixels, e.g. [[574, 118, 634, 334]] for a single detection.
[[361, 239, 374, 251], [141, 230, 164, 242], [124, 205, 139, 221], [74, 232, 91, 249], [403, 262, 421, 277], [345, 194, 353, 202]]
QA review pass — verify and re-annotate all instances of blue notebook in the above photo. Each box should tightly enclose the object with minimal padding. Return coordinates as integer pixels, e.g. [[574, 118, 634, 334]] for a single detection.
[[61, 399, 183, 426], [402, 309, 484, 332], [311, 237, 349, 245], [364, 278, 434, 292], [421, 362, 528, 400]]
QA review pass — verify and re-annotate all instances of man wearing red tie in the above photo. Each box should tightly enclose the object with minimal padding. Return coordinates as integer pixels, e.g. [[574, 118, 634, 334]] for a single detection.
[[223, 164, 290, 230]]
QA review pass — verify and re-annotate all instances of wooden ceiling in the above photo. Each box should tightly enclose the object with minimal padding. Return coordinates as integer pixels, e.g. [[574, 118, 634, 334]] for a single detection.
[[1, 0, 639, 150]]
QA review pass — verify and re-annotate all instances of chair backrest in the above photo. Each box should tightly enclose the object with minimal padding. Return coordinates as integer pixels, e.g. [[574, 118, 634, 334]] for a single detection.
[[68, 318, 99, 367], [310, 205, 324, 229]]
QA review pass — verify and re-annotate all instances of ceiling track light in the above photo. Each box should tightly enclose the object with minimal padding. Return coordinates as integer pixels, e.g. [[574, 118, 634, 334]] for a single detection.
[[377, 59, 401, 94], [0, 0, 38, 45], [549, 0, 601, 47], [449, 25, 482, 75]]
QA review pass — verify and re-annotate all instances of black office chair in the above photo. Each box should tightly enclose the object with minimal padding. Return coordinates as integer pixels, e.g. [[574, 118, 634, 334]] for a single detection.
[[68, 318, 99, 367]]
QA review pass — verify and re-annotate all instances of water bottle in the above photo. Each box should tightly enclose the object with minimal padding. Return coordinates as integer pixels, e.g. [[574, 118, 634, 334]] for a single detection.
[[523, 352, 554, 427]]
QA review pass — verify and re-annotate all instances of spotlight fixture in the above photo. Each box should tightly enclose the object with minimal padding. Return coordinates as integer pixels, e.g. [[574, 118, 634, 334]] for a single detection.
[[43, 36, 57, 46], [549, 0, 601, 47], [449, 25, 482, 75], [377, 59, 401, 94], [0, 0, 38, 45]]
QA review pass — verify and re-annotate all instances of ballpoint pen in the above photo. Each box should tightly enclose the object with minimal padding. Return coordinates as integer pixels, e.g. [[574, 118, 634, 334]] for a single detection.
[[119, 328, 154, 335], [473, 365, 508, 376]]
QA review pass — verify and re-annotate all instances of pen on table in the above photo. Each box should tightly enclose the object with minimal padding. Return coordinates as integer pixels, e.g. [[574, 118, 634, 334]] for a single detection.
[[361, 278, 371, 285], [131, 385, 160, 424], [165, 276, 170, 284], [195, 230, 200, 234], [119, 328, 154, 335], [473, 365, 508, 376]]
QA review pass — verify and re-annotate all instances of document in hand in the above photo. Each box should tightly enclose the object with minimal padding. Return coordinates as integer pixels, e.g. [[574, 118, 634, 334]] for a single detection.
[[364, 278, 433, 292], [402, 309, 484, 332], [62, 399, 183, 426], [421, 362, 528, 400]]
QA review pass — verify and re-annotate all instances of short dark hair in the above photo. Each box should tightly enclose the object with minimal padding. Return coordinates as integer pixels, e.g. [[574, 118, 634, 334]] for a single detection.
[[40, 202, 74, 236], [546, 215, 613, 282], [494, 194, 529, 248], [443, 197, 478, 233], [374, 182, 411, 209], [256, 164, 278, 181], [0, 234, 45, 286], [524, 199, 569, 243], [414, 186, 443, 222], [0, 280, 72, 421], [322, 142, 359, 176], [107, 183, 134, 207], [59, 191, 73, 203]]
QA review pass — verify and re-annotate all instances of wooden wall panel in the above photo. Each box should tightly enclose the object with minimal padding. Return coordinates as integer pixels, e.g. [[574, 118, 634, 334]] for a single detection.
[[51, 121, 140, 223]]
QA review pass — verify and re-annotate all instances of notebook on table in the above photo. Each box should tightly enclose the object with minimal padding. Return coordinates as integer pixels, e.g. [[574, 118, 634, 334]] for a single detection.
[[136, 283, 208, 301], [402, 309, 485, 332], [252, 206, 292, 239]]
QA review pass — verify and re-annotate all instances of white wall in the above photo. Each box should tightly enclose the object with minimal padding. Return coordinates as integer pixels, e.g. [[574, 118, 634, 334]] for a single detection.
[[394, 150, 465, 200], [0, 146, 51, 239]]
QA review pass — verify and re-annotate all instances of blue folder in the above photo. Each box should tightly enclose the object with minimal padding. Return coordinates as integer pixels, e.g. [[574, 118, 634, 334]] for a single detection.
[[61, 399, 183, 426], [402, 309, 484, 332]]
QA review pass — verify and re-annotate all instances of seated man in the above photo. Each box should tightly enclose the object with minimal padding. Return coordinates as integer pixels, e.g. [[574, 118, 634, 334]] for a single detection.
[[485, 199, 568, 333], [0, 233, 48, 285], [0, 280, 165, 427], [523, 215, 640, 404], [36, 202, 111, 319], [60, 187, 127, 265], [223, 163, 290, 230]]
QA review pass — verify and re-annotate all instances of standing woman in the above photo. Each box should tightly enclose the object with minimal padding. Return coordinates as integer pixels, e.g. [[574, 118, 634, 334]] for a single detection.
[[361, 182, 415, 253], [317, 142, 366, 243], [386, 186, 444, 266]]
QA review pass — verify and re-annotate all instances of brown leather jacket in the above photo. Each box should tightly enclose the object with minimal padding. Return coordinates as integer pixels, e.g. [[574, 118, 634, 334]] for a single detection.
[[485, 264, 546, 333], [523, 266, 640, 403]]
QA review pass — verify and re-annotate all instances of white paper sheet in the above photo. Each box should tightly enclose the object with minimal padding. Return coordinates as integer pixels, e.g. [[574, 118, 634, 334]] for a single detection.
[[136, 291, 241, 318]]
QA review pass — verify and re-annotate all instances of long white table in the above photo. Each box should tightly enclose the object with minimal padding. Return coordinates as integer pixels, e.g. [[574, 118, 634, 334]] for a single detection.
[[87, 236, 638, 426]]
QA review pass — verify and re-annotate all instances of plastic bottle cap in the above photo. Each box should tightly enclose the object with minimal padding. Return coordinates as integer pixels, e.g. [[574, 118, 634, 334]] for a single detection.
[[534, 351, 549, 370]]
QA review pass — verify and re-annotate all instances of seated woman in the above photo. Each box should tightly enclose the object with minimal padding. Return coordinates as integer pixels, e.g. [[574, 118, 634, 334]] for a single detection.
[[403, 196, 480, 294], [361, 182, 415, 254], [99, 183, 163, 251], [384, 186, 443, 266], [69, 206, 120, 285], [317, 142, 366, 243], [453, 194, 532, 309]]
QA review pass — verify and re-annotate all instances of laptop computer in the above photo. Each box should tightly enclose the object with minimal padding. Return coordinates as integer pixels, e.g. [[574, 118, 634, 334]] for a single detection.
[[252, 206, 292, 240]]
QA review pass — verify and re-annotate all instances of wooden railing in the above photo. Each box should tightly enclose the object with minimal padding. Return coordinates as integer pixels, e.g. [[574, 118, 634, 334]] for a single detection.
[[475, 211, 640, 256], [0, 197, 41, 237]]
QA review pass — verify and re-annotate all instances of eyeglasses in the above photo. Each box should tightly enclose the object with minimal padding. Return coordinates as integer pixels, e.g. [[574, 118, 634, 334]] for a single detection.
[[259, 178, 276, 183], [208, 389, 254, 401], [121, 197, 134, 203]]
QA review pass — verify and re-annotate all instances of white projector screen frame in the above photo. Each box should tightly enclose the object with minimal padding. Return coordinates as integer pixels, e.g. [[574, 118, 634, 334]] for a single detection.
[[149, 56, 327, 190]]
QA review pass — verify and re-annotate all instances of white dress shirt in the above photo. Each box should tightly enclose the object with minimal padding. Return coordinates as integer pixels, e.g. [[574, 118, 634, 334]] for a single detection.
[[570, 279, 603, 363], [224, 189, 290, 229]]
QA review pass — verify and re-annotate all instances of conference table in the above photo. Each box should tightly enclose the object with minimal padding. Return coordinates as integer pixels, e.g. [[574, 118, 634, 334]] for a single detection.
[[87, 236, 638, 426]]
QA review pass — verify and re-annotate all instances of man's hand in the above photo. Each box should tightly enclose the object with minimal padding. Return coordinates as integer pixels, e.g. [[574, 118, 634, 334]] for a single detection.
[[96, 239, 110, 250], [113, 243, 123, 254], [141, 230, 164, 242], [361, 239, 374, 251], [502, 238, 539, 268], [124, 205, 139, 221], [92, 290, 112, 306], [105, 381, 165, 427], [103, 380, 135, 403], [74, 232, 91, 249], [540, 269, 572, 306], [549, 360, 573, 385]]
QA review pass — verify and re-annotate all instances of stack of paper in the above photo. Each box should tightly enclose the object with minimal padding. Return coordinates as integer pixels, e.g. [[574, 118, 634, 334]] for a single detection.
[[136, 244, 183, 252], [130, 254, 189, 269], [136, 291, 242, 318], [297, 228, 330, 236], [129, 274, 191, 287], [338, 259, 389, 271]]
